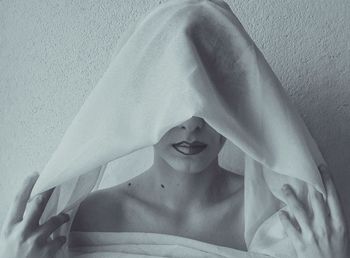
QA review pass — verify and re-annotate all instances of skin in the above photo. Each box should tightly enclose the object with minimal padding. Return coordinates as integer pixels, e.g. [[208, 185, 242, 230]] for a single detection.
[[0, 116, 348, 257], [279, 165, 350, 258], [71, 116, 247, 249], [0, 173, 70, 258]]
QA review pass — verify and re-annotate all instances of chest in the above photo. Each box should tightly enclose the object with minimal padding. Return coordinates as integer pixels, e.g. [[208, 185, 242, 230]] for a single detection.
[[96, 194, 246, 250]]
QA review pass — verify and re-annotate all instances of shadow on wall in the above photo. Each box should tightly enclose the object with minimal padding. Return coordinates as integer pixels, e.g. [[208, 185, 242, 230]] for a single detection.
[[298, 79, 350, 226]]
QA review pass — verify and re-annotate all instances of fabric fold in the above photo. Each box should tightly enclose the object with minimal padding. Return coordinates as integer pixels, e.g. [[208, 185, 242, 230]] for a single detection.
[[68, 231, 272, 258]]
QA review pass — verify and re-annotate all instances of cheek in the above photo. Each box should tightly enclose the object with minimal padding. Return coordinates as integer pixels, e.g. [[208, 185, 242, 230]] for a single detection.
[[206, 135, 223, 152], [205, 144, 221, 159]]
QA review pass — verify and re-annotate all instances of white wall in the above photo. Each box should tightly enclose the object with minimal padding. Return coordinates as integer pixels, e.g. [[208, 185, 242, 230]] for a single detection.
[[1, 0, 349, 228]]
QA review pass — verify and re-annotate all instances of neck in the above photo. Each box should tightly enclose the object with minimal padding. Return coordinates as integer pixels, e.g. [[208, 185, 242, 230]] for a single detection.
[[144, 154, 223, 212]]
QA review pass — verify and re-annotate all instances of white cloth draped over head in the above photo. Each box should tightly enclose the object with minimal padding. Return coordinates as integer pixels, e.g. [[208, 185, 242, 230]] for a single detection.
[[29, 0, 326, 257]]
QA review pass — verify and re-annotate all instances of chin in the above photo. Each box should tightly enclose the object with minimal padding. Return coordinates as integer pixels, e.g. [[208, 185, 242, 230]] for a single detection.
[[155, 145, 218, 174], [165, 155, 212, 174]]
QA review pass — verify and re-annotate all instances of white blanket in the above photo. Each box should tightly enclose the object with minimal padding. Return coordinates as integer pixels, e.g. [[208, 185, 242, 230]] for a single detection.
[[28, 0, 327, 257], [68, 232, 271, 258]]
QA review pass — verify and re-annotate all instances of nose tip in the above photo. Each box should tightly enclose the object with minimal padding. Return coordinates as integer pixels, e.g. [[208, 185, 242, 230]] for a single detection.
[[180, 116, 205, 132]]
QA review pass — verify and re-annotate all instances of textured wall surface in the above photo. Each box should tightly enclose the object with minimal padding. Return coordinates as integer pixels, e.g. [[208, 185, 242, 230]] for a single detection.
[[0, 0, 349, 230]]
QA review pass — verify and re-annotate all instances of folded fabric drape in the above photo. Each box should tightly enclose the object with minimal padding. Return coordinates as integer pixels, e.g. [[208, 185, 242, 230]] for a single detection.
[[29, 0, 326, 257], [68, 231, 272, 258]]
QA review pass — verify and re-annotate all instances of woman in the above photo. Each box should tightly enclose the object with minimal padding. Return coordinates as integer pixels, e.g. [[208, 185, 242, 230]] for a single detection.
[[0, 121, 349, 257], [70, 116, 247, 250], [0, 0, 349, 257]]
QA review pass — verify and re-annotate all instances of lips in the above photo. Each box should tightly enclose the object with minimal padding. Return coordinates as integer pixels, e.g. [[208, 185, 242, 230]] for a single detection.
[[173, 141, 207, 147], [172, 141, 207, 155]]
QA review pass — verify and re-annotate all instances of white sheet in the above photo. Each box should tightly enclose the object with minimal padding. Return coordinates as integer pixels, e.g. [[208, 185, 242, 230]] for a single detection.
[[68, 231, 272, 258]]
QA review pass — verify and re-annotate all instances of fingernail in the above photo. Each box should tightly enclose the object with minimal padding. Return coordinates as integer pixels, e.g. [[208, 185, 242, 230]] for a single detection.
[[319, 164, 327, 172], [282, 184, 290, 192], [278, 210, 286, 218], [27, 172, 39, 181], [319, 165, 330, 179], [31, 171, 39, 177], [36, 195, 43, 204], [61, 213, 70, 221]]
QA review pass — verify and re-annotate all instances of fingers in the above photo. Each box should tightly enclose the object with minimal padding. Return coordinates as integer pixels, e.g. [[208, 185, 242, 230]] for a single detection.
[[309, 186, 329, 231], [3, 172, 39, 230], [46, 235, 67, 256], [36, 213, 70, 241], [319, 165, 346, 229], [279, 210, 302, 245], [282, 184, 312, 235], [22, 188, 55, 232]]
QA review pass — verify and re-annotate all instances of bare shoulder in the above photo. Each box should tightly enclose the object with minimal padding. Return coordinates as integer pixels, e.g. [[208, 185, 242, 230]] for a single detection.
[[70, 183, 129, 232], [70, 169, 243, 232], [70, 171, 151, 232]]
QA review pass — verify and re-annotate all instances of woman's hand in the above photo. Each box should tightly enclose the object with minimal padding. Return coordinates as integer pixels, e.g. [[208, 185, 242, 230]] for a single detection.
[[279, 165, 350, 258], [0, 172, 70, 258]]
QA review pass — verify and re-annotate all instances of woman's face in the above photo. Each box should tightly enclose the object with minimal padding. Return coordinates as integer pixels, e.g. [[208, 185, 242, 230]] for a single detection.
[[153, 116, 226, 173]]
